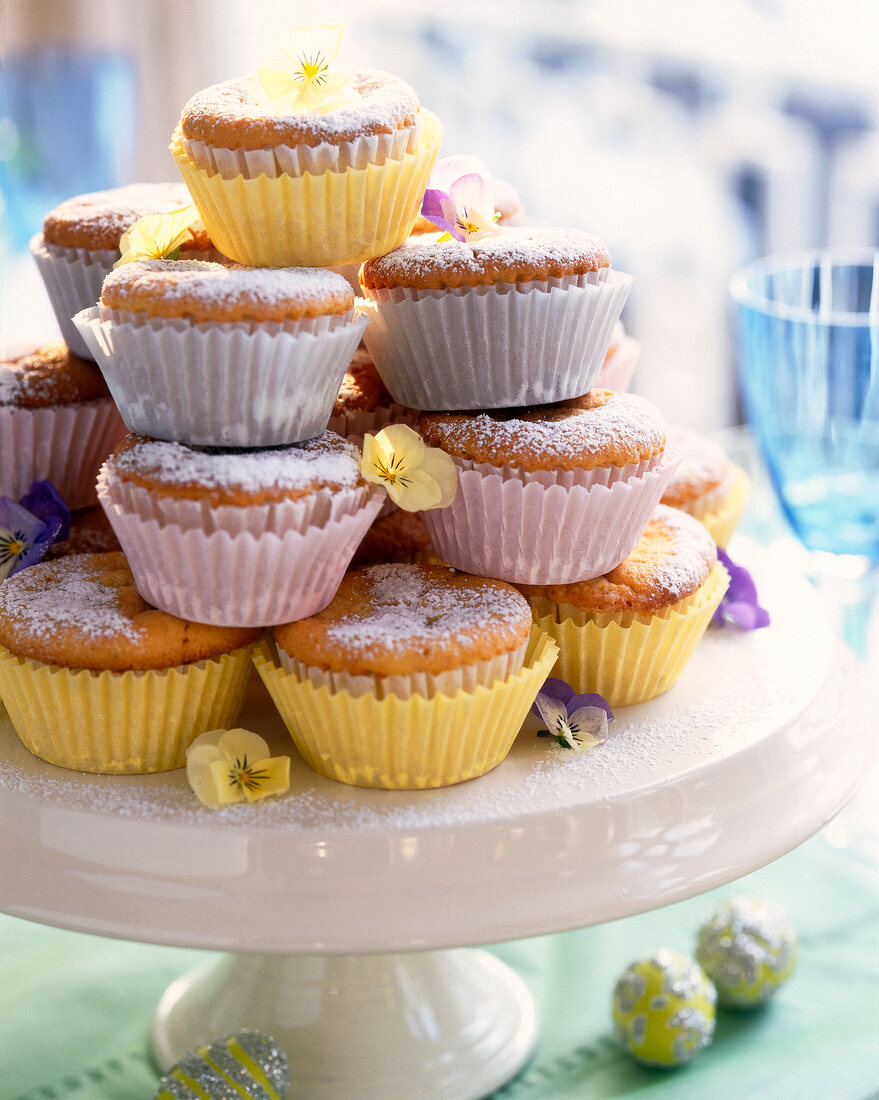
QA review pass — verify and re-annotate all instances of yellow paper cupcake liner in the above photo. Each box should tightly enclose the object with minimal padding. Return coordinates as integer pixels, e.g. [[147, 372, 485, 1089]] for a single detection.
[[253, 627, 558, 790], [0, 643, 255, 774], [170, 112, 442, 268], [530, 562, 730, 708], [700, 465, 750, 548]]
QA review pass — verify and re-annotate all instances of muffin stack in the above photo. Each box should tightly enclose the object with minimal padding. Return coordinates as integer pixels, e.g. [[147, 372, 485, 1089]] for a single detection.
[[2, 25, 742, 787]]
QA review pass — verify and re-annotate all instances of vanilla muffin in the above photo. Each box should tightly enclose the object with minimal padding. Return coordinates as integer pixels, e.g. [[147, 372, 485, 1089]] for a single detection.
[[74, 259, 366, 447], [417, 391, 677, 584], [0, 343, 126, 507], [171, 71, 442, 267], [520, 505, 730, 706], [30, 182, 213, 359], [327, 347, 420, 442], [0, 552, 259, 772], [98, 431, 384, 627], [661, 426, 749, 548], [359, 226, 633, 410], [254, 563, 558, 788]]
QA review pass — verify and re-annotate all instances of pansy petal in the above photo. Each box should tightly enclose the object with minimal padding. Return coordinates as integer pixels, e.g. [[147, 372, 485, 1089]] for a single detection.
[[532, 691, 569, 733], [429, 155, 490, 194], [412, 446, 458, 509], [538, 677, 576, 707], [241, 756, 291, 803], [374, 423, 426, 461], [216, 728, 272, 765], [207, 757, 248, 805], [566, 706, 609, 747], [275, 23, 345, 65], [0, 499, 52, 579], [449, 172, 495, 215], [568, 692, 614, 721], [389, 468, 443, 512], [20, 480, 71, 542], [420, 189, 459, 238]]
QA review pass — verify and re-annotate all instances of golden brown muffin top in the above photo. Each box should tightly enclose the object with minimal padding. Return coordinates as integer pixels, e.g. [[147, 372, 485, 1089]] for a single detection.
[[42, 182, 211, 252], [178, 71, 420, 150], [45, 506, 122, 560], [411, 176, 522, 235], [0, 552, 259, 671], [418, 391, 665, 472], [360, 226, 609, 291], [274, 563, 532, 676], [332, 348, 395, 417], [104, 431, 367, 507], [0, 343, 111, 409], [524, 506, 717, 615], [101, 259, 354, 322], [660, 426, 732, 508], [348, 509, 430, 569]]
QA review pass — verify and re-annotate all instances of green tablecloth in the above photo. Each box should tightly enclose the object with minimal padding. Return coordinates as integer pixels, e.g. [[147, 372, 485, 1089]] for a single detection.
[[3, 773, 877, 1100]]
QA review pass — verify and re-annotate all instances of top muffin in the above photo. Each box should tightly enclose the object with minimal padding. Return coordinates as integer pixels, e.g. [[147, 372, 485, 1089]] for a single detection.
[[179, 71, 421, 150]]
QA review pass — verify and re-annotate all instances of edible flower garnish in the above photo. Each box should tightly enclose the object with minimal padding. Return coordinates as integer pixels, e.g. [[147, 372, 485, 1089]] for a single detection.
[[252, 24, 358, 116], [186, 729, 291, 808], [532, 677, 614, 751], [712, 548, 770, 630], [0, 480, 70, 580], [421, 157, 502, 243], [361, 424, 458, 512], [114, 206, 200, 267]]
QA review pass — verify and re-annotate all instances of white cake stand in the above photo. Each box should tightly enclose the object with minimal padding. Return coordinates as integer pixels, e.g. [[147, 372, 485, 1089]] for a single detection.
[[0, 544, 871, 1099]]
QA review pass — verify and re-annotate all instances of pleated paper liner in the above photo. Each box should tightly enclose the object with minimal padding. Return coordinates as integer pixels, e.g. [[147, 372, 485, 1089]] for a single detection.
[[170, 112, 442, 268], [526, 561, 730, 708], [0, 399, 127, 507], [253, 627, 559, 790], [0, 642, 255, 774], [419, 453, 676, 585], [74, 305, 368, 447], [692, 466, 750, 549], [29, 234, 118, 360], [98, 483, 385, 627], [360, 270, 633, 410]]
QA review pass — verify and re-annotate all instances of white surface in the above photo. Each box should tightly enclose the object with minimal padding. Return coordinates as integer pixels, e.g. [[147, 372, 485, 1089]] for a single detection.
[[0, 542, 870, 954], [153, 949, 538, 1100]]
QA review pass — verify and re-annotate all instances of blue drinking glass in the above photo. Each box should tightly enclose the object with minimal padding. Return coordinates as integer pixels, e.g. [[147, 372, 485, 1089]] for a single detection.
[[731, 249, 879, 563]]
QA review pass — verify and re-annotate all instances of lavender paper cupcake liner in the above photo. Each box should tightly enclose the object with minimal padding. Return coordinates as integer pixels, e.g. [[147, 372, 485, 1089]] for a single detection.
[[98, 484, 384, 627], [361, 270, 633, 410], [1, 399, 127, 507], [74, 305, 368, 447], [420, 454, 676, 585]]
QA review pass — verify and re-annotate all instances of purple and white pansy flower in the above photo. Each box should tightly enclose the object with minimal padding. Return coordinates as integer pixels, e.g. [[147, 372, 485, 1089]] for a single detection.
[[420, 155, 502, 243], [532, 677, 614, 751], [712, 547, 770, 630], [0, 481, 71, 581]]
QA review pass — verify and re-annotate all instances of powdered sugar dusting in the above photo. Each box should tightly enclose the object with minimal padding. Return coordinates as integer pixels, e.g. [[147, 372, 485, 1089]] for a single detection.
[[110, 432, 362, 495], [315, 564, 530, 658], [42, 182, 198, 250], [101, 259, 353, 317], [0, 556, 142, 644]]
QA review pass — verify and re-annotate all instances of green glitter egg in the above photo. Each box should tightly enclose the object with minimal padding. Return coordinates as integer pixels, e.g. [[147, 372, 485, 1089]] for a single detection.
[[611, 948, 716, 1068], [695, 895, 797, 1008], [154, 1029, 289, 1099]]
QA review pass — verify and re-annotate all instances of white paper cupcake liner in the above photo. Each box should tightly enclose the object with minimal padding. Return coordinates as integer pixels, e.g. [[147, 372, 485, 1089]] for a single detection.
[[361, 269, 633, 410], [98, 483, 384, 627], [1, 399, 127, 508], [29, 234, 118, 359], [275, 636, 528, 699], [419, 451, 677, 585], [100, 468, 376, 536], [74, 305, 368, 447], [182, 118, 423, 180]]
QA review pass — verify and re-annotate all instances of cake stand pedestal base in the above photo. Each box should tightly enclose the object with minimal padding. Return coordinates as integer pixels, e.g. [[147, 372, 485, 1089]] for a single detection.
[[152, 948, 538, 1100]]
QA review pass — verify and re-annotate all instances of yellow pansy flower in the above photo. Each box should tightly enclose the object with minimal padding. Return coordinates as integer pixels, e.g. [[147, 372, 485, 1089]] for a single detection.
[[252, 24, 359, 116], [361, 424, 458, 513], [186, 728, 291, 808], [114, 205, 199, 268]]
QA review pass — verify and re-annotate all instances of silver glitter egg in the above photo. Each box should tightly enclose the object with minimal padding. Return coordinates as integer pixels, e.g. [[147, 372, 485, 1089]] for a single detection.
[[154, 1029, 290, 1099], [695, 895, 797, 1008]]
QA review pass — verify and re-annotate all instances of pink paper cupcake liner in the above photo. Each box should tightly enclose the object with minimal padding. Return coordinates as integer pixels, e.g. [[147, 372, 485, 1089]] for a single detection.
[[595, 334, 642, 392], [1, 400, 127, 508], [420, 453, 677, 585], [361, 270, 633, 410], [98, 484, 384, 627], [74, 305, 368, 447]]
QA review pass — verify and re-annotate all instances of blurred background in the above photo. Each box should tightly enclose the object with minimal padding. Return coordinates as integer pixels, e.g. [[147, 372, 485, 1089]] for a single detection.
[[2, 0, 878, 428]]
